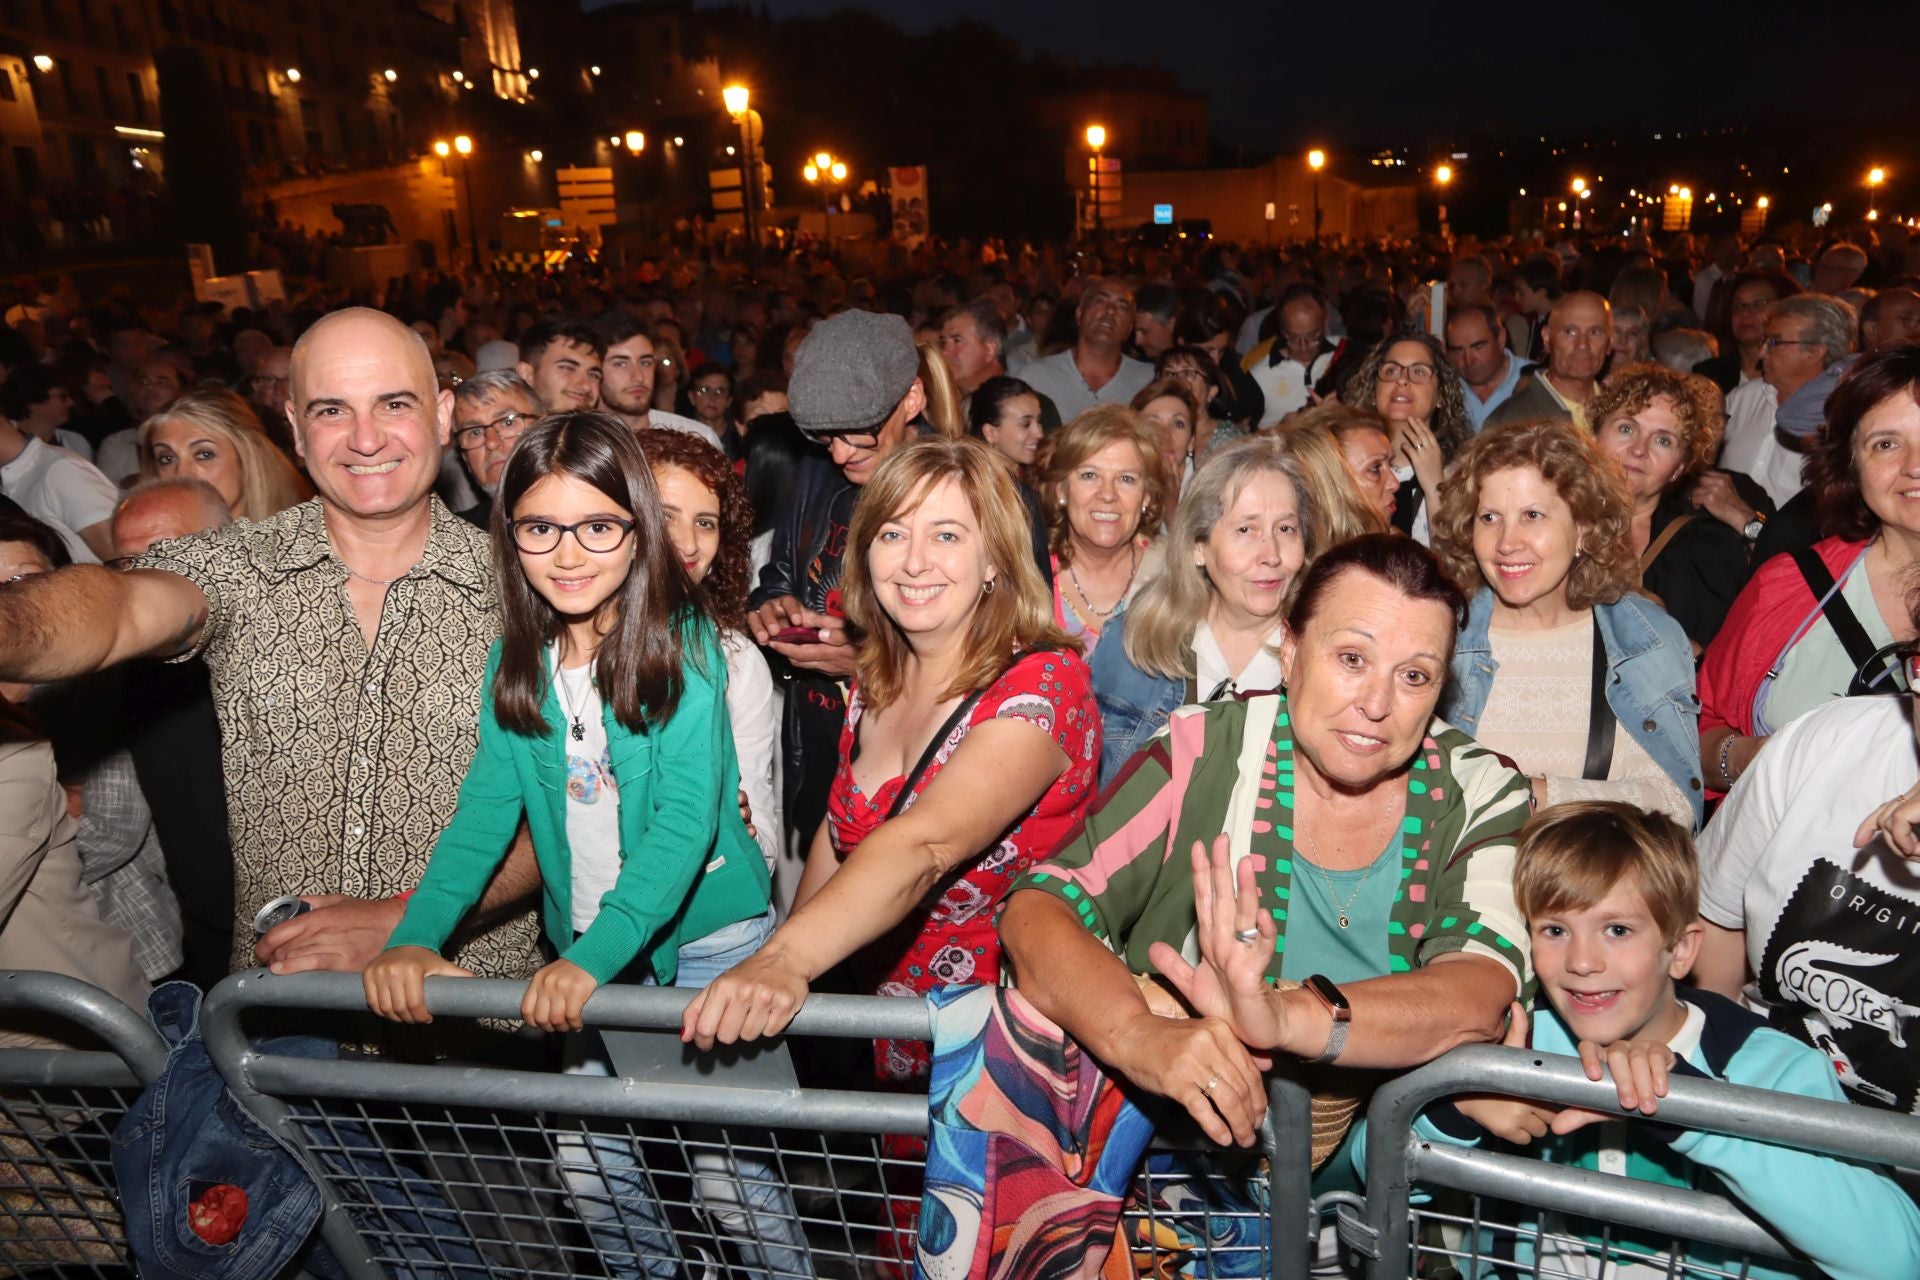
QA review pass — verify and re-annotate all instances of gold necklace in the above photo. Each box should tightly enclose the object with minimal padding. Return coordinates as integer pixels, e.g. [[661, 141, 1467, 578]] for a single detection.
[[1296, 794, 1399, 930]]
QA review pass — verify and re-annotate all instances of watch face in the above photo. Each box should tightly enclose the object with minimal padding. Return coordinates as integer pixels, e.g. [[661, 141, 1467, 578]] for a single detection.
[[1306, 974, 1351, 1017]]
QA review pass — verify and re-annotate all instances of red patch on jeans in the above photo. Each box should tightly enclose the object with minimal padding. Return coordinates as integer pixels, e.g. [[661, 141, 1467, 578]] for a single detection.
[[187, 1183, 249, 1245]]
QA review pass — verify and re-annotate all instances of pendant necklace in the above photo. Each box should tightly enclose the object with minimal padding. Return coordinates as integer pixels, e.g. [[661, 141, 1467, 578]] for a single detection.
[[554, 660, 591, 743], [1296, 794, 1398, 929], [1066, 544, 1140, 619]]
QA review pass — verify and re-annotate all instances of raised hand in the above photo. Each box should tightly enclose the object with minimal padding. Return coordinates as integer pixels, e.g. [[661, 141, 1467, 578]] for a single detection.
[[1149, 835, 1289, 1053]]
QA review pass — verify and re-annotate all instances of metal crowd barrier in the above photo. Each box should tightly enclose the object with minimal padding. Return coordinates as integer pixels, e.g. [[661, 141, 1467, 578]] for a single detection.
[[200, 971, 1319, 1279], [1353, 1042, 1920, 1280], [0, 971, 169, 1277]]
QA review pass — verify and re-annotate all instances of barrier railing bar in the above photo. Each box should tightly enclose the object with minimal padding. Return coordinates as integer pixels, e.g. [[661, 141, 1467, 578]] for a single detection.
[[1407, 1141, 1794, 1261], [0, 1049, 141, 1090], [1265, 1070, 1315, 1275], [208, 970, 935, 1041], [0, 972, 168, 1081], [1364, 1044, 1920, 1280]]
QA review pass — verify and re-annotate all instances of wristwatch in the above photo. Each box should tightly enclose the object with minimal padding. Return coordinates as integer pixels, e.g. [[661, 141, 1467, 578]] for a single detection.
[[1741, 513, 1767, 542], [1303, 974, 1351, 1064]]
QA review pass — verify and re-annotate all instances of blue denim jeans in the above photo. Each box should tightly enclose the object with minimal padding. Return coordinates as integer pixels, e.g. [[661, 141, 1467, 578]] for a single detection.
[[555, 910, 813, 1279]]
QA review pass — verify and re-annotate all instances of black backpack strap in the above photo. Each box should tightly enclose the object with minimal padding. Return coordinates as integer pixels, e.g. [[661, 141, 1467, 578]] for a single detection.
[[1791, 547, 1882, 676], [883, 651, 1029, 820], [1582, 614, 1617, 781]]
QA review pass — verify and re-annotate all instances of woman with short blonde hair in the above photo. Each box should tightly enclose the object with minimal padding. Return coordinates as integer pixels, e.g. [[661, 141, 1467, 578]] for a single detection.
[[1277, 404, 1391, 544], [138, 387, 311, 521], [1035, 405, 1170, 655], [1090, 433, 1319, 783], [1431, 418, 1702, 828]]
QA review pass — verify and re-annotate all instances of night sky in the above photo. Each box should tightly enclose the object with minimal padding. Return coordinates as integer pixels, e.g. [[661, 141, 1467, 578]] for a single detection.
[[585, 0, 1917, 151]]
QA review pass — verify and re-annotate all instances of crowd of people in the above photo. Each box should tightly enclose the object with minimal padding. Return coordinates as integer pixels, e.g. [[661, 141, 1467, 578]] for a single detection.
[[4, 216, 1920, 1276]]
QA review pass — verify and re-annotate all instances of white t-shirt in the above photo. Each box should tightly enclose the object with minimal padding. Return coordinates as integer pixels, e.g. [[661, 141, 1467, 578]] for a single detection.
[[1717, 379, 1804, 509], [0, 435, 117, 560], [553, 652, 624, 934], [1698, 695, 1920, 1112], [723, 630, 782, 873]]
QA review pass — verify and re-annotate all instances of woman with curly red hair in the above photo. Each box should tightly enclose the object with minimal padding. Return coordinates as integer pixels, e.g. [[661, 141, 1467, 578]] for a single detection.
[[637, 428, 787, 885], [1431, 418, 1703, 828]]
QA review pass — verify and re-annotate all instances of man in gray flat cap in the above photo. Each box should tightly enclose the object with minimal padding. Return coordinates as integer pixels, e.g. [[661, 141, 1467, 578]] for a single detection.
[[746, 310, 928, 845]]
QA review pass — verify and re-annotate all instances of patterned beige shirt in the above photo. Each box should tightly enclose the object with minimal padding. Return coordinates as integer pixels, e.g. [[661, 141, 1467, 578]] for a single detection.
[[136, 497, 540, 976]]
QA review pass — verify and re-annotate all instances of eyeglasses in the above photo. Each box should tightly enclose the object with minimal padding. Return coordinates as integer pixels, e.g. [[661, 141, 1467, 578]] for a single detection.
[[1379, 360, 1437, 385], [509, 516, 636, 555], [798, 424, 881, 449], [690, 384, 730, 398], [455, 410, 534, 452], [1283, 329, 1325, 348], [1760, 336, 1822, 353]]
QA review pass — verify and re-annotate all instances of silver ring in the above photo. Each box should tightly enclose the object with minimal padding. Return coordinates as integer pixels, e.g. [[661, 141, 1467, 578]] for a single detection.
[[1204, 1076, 1222, 1093], [1233, 926, 1260, 945]]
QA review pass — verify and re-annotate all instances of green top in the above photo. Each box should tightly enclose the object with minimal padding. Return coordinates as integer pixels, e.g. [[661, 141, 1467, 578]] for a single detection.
[[385, 626, 770, 985], [1280, 836, 1398, 986], [1013, 691, 1532, 993]]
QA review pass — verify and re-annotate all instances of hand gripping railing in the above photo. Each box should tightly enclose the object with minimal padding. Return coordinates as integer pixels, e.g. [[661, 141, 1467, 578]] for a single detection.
[[200, 970, 1319, 1279], [0, 971, 169, 1277], [1356, 1041, 1920, 1279]]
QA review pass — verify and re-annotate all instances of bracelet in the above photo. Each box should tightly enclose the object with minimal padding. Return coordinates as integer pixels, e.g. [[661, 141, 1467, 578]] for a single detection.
[[1716, 734, 1739, 790]]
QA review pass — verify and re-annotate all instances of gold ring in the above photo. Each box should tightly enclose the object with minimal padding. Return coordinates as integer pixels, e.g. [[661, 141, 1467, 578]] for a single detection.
[[1204, 1076, 1222, 1093]]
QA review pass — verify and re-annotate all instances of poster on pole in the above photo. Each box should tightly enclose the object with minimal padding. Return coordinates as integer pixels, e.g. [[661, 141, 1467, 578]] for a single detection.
[[889, 166, 929, 246]]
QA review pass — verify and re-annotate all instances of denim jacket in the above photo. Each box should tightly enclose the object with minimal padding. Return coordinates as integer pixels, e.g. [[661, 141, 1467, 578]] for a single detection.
[[1089, 608, 1187, 786], [1442, 589, 1705, 828]]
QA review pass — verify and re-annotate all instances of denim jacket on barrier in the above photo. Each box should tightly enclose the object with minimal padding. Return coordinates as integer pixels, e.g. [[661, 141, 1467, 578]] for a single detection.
[[1088, 608, 1188, 788], [1441, 588, 1705, 828]]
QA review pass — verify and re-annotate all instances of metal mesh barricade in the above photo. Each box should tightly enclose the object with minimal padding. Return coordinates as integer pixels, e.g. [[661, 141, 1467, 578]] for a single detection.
[[1350, 1043, 1920, 1280], [201, 972, 1318, 1279], [0, 972, 169, 1278]]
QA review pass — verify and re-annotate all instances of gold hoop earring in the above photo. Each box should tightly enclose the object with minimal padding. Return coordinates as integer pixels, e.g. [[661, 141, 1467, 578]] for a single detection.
[[981, 577, 997, 595]]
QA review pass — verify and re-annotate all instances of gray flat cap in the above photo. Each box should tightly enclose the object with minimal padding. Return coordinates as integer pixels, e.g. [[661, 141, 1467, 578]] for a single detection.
[[788, 311, 918, 434]]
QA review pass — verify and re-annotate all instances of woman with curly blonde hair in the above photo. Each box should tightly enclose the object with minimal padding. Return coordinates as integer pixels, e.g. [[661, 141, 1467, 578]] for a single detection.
[[1586, 362, 1745, 648], [138, 387, 311, 521], [1341, 332, 1472, 542], [1431, 418, 1703, 828]]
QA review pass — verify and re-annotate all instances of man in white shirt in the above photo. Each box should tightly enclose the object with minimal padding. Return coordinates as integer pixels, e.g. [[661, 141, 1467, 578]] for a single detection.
[[596, 312, 724, 450], [1691, 234, 1742, 321], [1017, 278, 1153, 421], [1240, 284, 1340, 427], [0, 413, 117, 561], [1718, 294, 1857, 509]]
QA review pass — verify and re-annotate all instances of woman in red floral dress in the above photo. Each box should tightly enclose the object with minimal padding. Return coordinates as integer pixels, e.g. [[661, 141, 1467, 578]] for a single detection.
[[682, 437, 1100, 1058]]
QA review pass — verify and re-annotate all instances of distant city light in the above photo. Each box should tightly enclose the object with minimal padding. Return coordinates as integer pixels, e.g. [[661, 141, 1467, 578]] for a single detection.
[[434, 140, 451, 157], [383, 68, 396, 82], [723, 84, 749, 116], [453, 135, 472, 156], [590, 65, 603, 77], [625, 130, 645, 152], [1307, 148, 1326, 171], [284, 67, 301, 82], [672, 136, 684, 147], [32, 54, 53, 73], [528, 149, 543, 162], [527, 67, 540, 80], [451, 70, 463, 82]]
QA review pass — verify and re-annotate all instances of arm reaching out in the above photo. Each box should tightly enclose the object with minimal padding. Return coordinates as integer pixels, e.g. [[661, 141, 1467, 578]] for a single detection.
[[0, 566, 212, 681]]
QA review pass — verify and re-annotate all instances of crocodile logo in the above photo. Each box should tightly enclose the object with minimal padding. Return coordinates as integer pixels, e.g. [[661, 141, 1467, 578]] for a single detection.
[[1777, 940, 1920, 1047]]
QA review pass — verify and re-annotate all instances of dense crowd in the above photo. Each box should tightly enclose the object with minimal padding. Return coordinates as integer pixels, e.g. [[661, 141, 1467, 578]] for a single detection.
[[4, 219, 1920, 1276]]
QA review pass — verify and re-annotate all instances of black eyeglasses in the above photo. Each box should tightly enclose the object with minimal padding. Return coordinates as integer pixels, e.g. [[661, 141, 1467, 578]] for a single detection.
[[509, 517, 636, 555], [455, 411, 535, 452], [1379, 360, 1437, 385], [797, 424, 881, 449], [1760, 336, 1823, 353]]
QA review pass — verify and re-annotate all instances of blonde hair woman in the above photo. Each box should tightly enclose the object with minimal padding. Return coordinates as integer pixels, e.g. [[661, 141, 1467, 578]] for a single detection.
[[1277, 404, 1392, 544], [1089, 433, 1319, 783], [139, 386, 311, 521], [917, 342, 966, 439], [1037, 405, 1171, 655]]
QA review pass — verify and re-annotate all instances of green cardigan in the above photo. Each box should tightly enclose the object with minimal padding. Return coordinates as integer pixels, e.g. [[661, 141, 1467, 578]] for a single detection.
[[385, 628, 770, 985]]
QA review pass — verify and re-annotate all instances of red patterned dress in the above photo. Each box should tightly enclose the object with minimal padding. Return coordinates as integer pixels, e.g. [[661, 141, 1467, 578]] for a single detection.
[[825, 649, 1101, 1084]]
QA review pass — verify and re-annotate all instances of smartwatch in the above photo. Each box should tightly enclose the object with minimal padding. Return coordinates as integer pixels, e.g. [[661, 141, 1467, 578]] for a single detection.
[[1303, 974, 1351, 1064]]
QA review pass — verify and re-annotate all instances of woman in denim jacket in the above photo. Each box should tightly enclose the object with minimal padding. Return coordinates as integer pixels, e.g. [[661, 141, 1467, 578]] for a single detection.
[[1431, 419, 1704, 828], [1091, 435, 1326, 785]]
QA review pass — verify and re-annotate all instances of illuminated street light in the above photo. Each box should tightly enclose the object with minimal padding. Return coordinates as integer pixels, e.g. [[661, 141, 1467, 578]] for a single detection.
[[1869, 167, 1887, 187], [1668, 183, 1680, 195], [813, 151, 833, 171], [1571, 176, 1587, 194], [609, 135, 621, 147], [453, 134, 472, 156], [284, 67, 301, 82], [527, 67, 540, 80], [433, 140, 451, 157], [382, 68, 396, 82], [1435, 164, 1453, 186], [451, 70, 463, 82], [722, 84, 749, 118], [672, 136, 684, 147], [1757, 196, 1770, 209], [830, 160, 847, 182], [589, 65, 602, 77], [31, 54, 53, 73], [625, 130, 645, 151], [1306, 149, 1326, 242], [1307, 148, 1326, 171], [1869, 166, 1887, 218], [803, 163, 818, 182], [1085, 124, 1107, 151], [528, 149, 543, 162]]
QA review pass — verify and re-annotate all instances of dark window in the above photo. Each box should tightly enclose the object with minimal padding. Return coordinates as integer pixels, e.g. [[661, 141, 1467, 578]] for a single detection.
[[298, 97, 319, 128], [111, 4, 130, 50], [127, 71, 145, 121], [0, 67, 13, 102], [246, 119, 266, 159], [13, 145, 42, 194], [68, 134, 99, 178], [95, 64, 113, 116]]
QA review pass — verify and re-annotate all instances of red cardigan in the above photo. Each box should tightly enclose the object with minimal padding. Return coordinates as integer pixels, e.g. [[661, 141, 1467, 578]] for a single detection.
[[1697, 536, 1871, 748]]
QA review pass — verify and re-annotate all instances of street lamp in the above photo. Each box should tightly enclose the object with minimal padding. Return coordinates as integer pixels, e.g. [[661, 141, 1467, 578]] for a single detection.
[[1085, 124, 1107, 237], [31, 54, 53, 73], [1868, 166, 1887, 219], [382, 68, 396, 83], [624, 130, 645, 152], [433, 136, 480, 270], [284, 67, 301, 83], [1307, 148, 1326, 243], [1435, 165, 1453, 241], [724, 85, 762, 263], [804, 153, 851, 242]]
